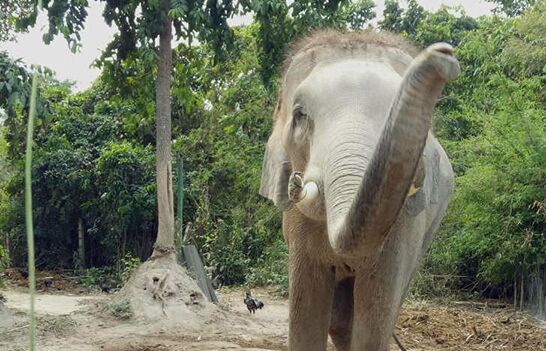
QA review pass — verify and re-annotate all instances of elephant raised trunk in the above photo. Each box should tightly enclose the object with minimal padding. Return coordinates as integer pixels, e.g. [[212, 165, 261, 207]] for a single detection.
[[325, 43, 460, 257]]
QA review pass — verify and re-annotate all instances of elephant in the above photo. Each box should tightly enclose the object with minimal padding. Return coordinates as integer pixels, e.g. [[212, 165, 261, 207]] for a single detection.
[[259, 31, 458, 351]]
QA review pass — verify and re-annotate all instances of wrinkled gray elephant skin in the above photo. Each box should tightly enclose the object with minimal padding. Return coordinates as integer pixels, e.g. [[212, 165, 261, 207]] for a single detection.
[[259, 31, 458, 351]]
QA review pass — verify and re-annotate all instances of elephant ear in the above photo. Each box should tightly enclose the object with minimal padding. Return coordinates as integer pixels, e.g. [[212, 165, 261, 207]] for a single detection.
[[259, 125, 293, 211]]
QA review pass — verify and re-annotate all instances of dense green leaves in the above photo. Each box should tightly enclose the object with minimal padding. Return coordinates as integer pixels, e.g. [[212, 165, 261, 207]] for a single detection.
[[423, 2, 546, 296], [380, 2, 478, 48], [486, 0, 537, 16], [501, 1, 546, 77], [0, 0, 34, 42], [244, 0, 377, 83], [379, 0, 404, 32], [1, 74, 157, 268]]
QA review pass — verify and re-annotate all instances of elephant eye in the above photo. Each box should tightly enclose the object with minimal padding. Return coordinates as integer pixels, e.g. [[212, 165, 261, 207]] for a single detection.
[[292, 104, 307, 124]]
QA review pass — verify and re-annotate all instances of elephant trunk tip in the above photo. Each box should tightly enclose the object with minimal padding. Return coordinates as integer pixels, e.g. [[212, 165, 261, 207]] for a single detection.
[[422, 43, 460, 82]]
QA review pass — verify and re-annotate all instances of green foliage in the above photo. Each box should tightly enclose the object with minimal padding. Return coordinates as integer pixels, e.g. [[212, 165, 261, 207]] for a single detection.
[[0, 52, 57, 159], [0, 131, 10, 273], [379, 2, 478, 48], [424, 3, 546, 297], [243, 0, 377, 83], [0, 0, 33, 41], [379, 0, 404, 32], [408, 272, 459, 300], [0, 62, 157, 268], [400, 0, 425, 36], [94, 141, 156, 264], [0, 244, 8, 272], [79, 267, 113, 289], [246, 239, 289, 292], [79, 255, 139, 288], [412, 6, 478, 47], [486, 0, 537, 16], [120, 253, 141, 283], [172, 27, 283, 285], [501, 1, 546, 77], [340, 0, 376, 31]]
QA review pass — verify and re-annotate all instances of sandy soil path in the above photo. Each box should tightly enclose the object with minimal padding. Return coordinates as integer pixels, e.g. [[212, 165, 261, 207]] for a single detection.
[[1, 289, 106, 315]]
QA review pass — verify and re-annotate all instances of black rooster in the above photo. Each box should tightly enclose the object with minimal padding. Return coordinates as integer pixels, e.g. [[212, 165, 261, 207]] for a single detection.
[[19, 268, 29, 279], [100, 282, 111, 293], [244, 289, 264, 314]]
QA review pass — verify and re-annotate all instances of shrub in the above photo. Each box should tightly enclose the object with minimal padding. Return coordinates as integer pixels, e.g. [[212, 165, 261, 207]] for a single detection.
[[108, 300, 133, 319]]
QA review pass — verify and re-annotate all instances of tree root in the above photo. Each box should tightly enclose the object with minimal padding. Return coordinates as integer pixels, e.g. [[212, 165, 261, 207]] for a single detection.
[[151, 272, 170, 315]]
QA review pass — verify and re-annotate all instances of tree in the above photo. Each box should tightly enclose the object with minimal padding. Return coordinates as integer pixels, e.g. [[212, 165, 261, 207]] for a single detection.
[[400, 0, 425, 36], [412, 6, 478, 47], [501, 0, 546, 77], [18, 0, 242, 262], [422, 4, 546, 308], [486, 0, 537, 16], [242, 0, 377, 84], [0, 0, 33, 41], [152, 0, 175, 258], [0, 52, 53, 159], [339, 0, 376, 31], [379, 0, 403, 32]]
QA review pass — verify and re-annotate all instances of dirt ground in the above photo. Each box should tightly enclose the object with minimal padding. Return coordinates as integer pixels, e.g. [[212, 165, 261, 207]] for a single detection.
[[1, 274, 545, 351]]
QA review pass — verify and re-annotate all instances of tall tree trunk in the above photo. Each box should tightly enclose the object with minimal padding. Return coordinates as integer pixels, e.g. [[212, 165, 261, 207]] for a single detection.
[[78, 217, 85, 269], [537, 265, 544, 317], [514, 272, 517, 309], [121, 226, 127, 259], [520, 272, 524, 310], [152, 0, 175, 259]]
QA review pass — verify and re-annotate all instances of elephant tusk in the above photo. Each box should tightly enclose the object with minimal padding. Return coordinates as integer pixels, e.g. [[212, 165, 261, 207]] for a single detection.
[[300, 181, 319, 202]]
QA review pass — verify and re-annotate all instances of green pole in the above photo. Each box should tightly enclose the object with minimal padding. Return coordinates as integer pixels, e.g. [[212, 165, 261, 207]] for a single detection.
[[176, 157, 184, 258], [27, 3, 43, 349], [25, 69, 38, 351]]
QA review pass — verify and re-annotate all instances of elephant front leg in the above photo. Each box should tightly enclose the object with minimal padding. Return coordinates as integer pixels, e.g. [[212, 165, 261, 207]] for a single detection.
[[350, 268, 406, 351], [288, 251, 335, 351]]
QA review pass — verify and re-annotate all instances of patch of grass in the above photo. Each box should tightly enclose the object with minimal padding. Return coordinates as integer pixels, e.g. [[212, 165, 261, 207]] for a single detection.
[[108, 300, 133, 320], [37, 315, 77, 338]]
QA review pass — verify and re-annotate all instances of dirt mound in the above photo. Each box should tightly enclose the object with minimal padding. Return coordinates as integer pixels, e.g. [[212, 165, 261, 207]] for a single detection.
[[110, 255, 215, 325], [397, 301, 546, 350]]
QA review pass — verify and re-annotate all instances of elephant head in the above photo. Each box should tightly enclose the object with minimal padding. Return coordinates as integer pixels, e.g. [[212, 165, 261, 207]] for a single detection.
[[260, 32, 459, 258]]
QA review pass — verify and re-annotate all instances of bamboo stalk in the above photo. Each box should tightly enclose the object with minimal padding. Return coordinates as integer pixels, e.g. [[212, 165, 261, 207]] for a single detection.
[[25, 69, 38, 351]]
